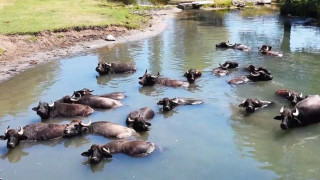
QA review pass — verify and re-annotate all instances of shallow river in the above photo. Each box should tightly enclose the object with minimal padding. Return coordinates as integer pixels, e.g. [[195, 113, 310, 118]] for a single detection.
[[1, 6, 320, 179]]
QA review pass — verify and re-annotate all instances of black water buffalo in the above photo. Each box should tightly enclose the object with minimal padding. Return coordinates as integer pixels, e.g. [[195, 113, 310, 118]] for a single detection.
[[81, 140, 155, 164], [244, 65, 271, 75], [126, 107, 155, 132], [63, 119, 137, 138], [157, 97, 203, 111], [139, 70, 189, 88], [274, 95, 320, 130], [184, 69, 202, 83], [96, 62, 136, 75], [259, 45, 283, 57], [0, 123, 66, 149], [228, 71, 273, 84], [59, 93, 122, 109], [72, 88, 126, 100], [239, 98, 272, 112], [213, 61, 238, 76], [216, 42, 251, 51], [32, 102, 94, 119], [276, 89, 304, 105]]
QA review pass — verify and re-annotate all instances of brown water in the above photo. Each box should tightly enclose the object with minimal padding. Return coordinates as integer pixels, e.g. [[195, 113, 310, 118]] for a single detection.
[[1, 7, 320, 179]]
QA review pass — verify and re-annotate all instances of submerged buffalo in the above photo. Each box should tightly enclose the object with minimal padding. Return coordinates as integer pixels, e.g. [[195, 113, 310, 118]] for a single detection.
[[239, 98, 272, 112], [81, 140, 155, 164], [244, 65, 271, 75], [32, 102, 94, 119], [0, 123, 66, 149], [139, 70, 189, 88], [96, 62, 136, 75], [157, 97, 203, 111], [63, 119, 137, 139], [213, 61, 238, 76], [72, 88, 126, 100], [184, 69, 202, 83], [126, 107, 155, 132], [276, 89, 304, 105], [274, 95, 320, 130], [228, 71, 273, 84], [216, 42, 251, 51], [259, 45, 283, 57], [58, 93, 122, 109]]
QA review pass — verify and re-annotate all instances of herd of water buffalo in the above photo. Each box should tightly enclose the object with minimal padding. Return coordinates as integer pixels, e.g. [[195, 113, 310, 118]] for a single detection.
[[1, 42, 320, 164]]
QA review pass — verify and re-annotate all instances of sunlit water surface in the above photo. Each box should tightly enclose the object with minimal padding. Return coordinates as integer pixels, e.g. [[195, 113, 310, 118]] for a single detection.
[[1, 7, 320, 179]]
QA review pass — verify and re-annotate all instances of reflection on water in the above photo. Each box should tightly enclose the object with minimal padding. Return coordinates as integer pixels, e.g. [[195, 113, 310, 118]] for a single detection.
[[1, 7, 320, 179]]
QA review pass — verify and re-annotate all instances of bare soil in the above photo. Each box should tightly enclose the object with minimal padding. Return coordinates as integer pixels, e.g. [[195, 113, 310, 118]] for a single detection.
[[0, 8, 179, 84]]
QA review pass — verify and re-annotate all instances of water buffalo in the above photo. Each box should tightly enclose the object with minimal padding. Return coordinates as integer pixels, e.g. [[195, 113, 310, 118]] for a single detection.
[[32, 102, 94, 119], [244, 65, 271, 75], [276, 89, 304, 105], [184, 69, 202, 83], [126, 107, 155, 132], [81, 140, 155, 164], [228, 71, 273, 84], [60, 93, 122, 109], [239, 98, 272, 112], [139, 70, 189, 88], [0, 123, 66, 149], [216, 42, 251, 51], [157, 97, 203, 111], [274, 95, 320, 130], [213, 61, 238, 76], [72, 88, 126, 100], [96, 62, 136, 75], [63, 119, 137, 139], [259, 45, 283, 57]]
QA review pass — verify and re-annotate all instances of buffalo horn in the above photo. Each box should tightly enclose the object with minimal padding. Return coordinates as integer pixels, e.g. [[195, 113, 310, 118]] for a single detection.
[[250, 72, 259, 76], [106, 63, 111, 66], [127, 117, 134, 122], [288, 92, 291, 97], [80, 119, 91, 127], [5, 125, 9, 134], [49, 102, 54, 107], [102, 147, 110, 153], [18, 126, 24, 135], [299, 93, 303, 98], [280, 106, 284, 113], [293, 108, 299, 116], [145, 69, 147, 74]]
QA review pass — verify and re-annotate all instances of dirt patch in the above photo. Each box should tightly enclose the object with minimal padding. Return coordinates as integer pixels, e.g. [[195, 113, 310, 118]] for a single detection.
[[0, 8, 180, 84]]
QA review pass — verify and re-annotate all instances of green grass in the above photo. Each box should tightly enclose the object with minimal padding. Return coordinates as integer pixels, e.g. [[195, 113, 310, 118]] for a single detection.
[[0, 0, 150, 35]]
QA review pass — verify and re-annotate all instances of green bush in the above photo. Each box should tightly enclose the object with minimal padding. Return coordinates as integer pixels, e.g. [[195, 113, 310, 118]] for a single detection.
[[280, 0, 320, 18]]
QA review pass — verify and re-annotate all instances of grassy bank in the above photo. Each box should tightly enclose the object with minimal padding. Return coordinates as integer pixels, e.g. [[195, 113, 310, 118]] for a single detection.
[[280, 0, 320, 18], [0, 0, 151, 35]]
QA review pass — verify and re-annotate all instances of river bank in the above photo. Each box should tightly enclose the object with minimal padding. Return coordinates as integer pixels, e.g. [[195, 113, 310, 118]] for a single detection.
[[0, 8, 180, 84]]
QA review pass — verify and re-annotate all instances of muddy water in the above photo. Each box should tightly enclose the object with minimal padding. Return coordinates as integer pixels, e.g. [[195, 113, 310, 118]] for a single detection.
[[1, 7, 320, 179]]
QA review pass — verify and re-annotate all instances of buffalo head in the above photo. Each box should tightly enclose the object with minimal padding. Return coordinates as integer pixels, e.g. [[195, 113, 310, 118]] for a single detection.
[[32, 102, 54, 119], [63, 119, 91, 137], [239, 99, 258, 112], [219, 61, 238, 69], [157, 98, 178, 111], [184, 69, 202, 83], [81, 144, 112, 164], [286, 92, 304, 105], [248, 71, 273, 81], [127, 116, 151, 132], [96, 62, 112, 75], [274, 106, 302, 130], [72, 88, 94, 97], [216, 41, 234, 48], [0, 126, 27, 149], [138, 70, 159, 86], [259, 45, 272, 52]]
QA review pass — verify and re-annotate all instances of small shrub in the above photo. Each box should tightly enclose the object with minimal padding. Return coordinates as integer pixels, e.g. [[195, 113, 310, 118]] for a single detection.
[[26, 35, 38, 43], [57, 34, 64, 38]]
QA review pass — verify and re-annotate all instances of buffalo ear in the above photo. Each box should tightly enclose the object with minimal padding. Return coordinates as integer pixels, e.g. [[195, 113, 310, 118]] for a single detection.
[[138, 77, 142, 80], [157, 100, 163, 105], [19, 135, 28, 141], [81, 151, 91, 157], [239, 103, 244, 107], [0, 135, 5, 140], [102, 151, 112, 158], [81, 127, 89, 134], [273, 116, 282, 120], [32, 107, 38, 111], [146, 122, 152, 126]]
